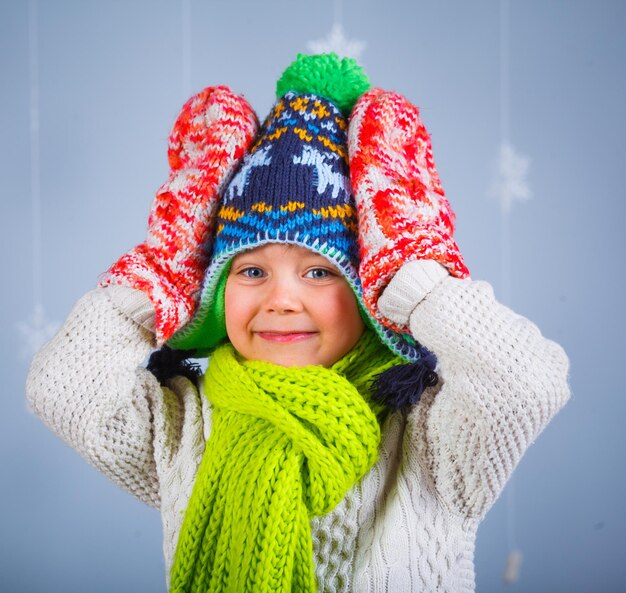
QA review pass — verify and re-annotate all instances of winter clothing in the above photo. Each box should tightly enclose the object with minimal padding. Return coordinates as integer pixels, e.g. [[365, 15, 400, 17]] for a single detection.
[[170, 332, 399, 593], [99, 86, 258, 344], [26, 271, 570, 592], [349, 88, 470, 332], [26, 53, 570, 592], [169, 54, 446, 365], [27, 262, 569, 593]]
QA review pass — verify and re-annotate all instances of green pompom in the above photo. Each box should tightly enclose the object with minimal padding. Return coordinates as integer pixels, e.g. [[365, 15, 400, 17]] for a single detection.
[[275, 53, 370, 116]]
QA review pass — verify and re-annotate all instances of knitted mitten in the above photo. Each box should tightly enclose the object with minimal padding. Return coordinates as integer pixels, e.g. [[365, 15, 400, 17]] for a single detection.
[[99, 86, 259, 344], [348, 88, 469, 332]]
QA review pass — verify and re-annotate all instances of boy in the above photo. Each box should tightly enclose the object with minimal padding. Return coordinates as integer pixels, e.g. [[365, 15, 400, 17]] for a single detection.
[[27, 53, 570, 593]]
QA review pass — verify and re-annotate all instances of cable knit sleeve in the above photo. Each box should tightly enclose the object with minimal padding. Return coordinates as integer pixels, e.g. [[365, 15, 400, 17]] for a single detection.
[[379, 262, 571, 519], [25, 286, 197, 509]]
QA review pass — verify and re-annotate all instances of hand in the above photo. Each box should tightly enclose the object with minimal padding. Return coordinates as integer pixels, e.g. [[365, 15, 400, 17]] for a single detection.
[[348, 88, 468, 332], [99, 86, 259, 344], [377, 259, 449, 330]]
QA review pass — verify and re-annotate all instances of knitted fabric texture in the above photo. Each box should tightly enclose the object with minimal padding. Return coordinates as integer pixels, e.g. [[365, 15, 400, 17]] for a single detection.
[[275, 53, 370, 115], [99, 86, 259, 344], [348, 88, 470, 333], [169, 55, 425, 362], [26, 284, 571, 592], [169, 331, 401, 593]]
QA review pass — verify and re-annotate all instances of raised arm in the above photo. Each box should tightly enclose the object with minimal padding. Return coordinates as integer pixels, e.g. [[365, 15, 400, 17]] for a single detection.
[[26, 86, 258, 507], [26, 287, 164, 507], [379, 262, 570, 518], [348, 87, 570, 518]]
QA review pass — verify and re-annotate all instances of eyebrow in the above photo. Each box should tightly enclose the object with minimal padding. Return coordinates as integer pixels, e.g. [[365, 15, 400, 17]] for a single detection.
[[235, 246, 327, 260], [231, 250, 339, 269]]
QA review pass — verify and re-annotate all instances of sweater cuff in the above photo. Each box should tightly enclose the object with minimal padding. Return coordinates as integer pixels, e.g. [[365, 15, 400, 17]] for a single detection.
[[377, 260, 449, 326], [102, 285, 156, 334]]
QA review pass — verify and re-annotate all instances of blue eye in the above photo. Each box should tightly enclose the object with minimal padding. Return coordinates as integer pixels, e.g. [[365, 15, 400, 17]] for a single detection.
[[305, 268, 332, 280], [241, 267, 265, 279]]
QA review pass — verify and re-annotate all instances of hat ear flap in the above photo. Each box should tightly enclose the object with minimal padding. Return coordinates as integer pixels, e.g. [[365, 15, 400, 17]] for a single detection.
[[167, 85, 259, 172], [348, 88, 469, 331]]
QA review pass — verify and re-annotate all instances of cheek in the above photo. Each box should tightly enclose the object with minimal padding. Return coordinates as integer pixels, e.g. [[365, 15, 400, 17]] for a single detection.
[[321, 287, 365, 346], [224, 281, 251, 344]]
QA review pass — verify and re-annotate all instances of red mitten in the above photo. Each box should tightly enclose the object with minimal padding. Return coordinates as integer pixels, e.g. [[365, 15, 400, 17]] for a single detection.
[[99, 86, 259, 344], [348, 88, 469, 332]]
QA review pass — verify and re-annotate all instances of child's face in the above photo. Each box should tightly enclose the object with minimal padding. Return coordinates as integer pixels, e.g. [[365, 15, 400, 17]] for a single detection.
[[224, 243, 365, 367]]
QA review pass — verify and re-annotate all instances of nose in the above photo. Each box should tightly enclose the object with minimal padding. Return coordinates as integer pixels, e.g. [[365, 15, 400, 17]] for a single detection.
[[264, 276, 303, 314]]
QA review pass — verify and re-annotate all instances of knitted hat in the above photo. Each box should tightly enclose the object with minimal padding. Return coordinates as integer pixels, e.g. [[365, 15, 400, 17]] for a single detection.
[[168, 54, 424, 364]]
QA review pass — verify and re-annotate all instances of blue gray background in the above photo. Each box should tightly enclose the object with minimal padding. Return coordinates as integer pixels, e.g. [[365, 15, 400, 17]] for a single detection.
[[1, 1, 624, 592]]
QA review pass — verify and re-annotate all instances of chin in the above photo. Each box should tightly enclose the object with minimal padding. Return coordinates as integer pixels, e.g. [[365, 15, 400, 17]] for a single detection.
[[269, 355, 323, 368], [263, 348, 329, 368]]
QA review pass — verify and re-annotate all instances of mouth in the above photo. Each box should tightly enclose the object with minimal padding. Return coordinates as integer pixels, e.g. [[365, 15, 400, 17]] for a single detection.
[[255, 331, 318, 344]]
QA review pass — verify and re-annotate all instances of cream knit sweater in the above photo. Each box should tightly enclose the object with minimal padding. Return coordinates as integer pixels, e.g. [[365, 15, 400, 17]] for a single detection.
[[26, 262, 570, 592]]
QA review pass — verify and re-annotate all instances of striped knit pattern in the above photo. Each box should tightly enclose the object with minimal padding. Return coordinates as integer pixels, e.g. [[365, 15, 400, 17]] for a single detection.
[[169, 331, 399, 593], [348, 88, 470, 333], [99, 86, 259, 344], [213, 91, 358, 262]]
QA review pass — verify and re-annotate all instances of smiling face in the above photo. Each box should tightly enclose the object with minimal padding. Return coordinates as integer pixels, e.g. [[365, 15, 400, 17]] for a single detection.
[[224, 243, 365, 367]]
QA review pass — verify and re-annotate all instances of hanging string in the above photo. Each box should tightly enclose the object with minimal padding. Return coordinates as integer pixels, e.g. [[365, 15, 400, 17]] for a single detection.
[[494, 0, 530, 585], [500, 0, 510, 153], [18, 0, 60, 361], [334, 0, 342, 27], [499, 0, 511, 305], [181, 0, 192, 99], [29, 0, 41, 311], [500, 0, 517, 584]]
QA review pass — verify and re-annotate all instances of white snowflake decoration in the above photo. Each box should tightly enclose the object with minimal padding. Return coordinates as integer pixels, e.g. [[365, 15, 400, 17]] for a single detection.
[[307, 23, 366, 60], [489, 142, 532, 213], [17, 304, 60, 360]]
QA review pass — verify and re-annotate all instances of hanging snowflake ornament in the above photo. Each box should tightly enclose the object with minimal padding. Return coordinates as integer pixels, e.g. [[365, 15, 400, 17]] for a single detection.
[[489, 142, 532, 213], [307, 23, 366, 60], [18, 304, 60, 361]]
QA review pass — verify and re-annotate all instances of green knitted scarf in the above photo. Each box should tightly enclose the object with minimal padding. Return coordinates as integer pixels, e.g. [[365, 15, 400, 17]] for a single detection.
[[169, 331, 401, 593]]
